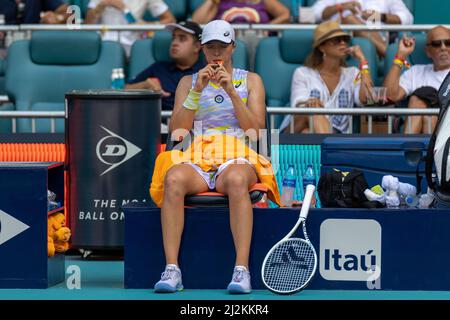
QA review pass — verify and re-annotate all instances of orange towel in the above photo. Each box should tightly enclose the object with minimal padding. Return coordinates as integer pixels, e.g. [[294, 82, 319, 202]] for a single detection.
[[150, 134, 281, 207]]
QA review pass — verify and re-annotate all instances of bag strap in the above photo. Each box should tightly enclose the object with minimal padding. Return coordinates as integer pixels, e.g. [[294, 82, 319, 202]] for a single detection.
[[425, 93, 450, 192]]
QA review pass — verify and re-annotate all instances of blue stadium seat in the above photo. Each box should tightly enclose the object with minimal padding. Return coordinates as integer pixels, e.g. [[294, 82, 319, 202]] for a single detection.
[[143, 0, 188, 21], [255, 30, 377, 129], [128, 30, 249, 82], [384, 32, 431, 77], [255, 30, 312, 128], [414, 0, 450, 24], [5, 31, 125, 133]]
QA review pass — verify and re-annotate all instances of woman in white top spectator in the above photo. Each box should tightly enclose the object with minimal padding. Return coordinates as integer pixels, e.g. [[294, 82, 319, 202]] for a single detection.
[[312, 0, 414, 56], [85, 0, 175, 56], [282, 21, 374, 134]]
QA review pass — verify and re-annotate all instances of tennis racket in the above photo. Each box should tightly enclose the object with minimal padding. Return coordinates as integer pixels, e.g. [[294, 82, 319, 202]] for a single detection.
[[261, 184, 317, 294]]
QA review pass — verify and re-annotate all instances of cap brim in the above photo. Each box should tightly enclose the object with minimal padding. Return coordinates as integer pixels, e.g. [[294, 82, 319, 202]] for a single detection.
[[165, 23, 195, 35], [314, 30, 351, 48], [201, 36, 233, 45]]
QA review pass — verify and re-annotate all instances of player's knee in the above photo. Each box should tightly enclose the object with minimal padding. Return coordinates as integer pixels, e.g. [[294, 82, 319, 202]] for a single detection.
[[223, 172, 248, 194], [408, 95, 427, 108], [164, 170, 187, 198]]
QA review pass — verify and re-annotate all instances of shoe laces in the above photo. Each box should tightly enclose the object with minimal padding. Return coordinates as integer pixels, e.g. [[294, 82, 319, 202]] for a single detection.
[[232, 268, 247, 283], [161, 267, 179, 281]]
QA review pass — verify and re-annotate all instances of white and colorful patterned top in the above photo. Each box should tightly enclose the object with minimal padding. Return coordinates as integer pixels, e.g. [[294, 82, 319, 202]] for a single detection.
[[191, 68, 249, 138]]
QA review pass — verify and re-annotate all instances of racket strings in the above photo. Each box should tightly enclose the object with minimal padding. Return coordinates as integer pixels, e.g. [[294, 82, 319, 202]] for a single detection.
[[263, 240, 316, 293]]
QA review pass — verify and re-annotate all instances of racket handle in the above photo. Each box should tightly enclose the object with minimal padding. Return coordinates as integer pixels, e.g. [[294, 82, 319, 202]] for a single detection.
[[300, 184, 315, 219]]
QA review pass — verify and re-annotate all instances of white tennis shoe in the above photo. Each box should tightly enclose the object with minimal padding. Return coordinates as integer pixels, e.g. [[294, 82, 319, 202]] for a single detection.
[[227, 266, 252, 294], [154, 264, 184, 293]]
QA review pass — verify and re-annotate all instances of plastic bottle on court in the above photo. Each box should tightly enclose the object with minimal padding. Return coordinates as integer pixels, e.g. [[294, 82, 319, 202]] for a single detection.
[[302, 165, 316, 204], [281, 165, 296, 207], [405, 194, 419, 207], [303, 165, 316, 192]]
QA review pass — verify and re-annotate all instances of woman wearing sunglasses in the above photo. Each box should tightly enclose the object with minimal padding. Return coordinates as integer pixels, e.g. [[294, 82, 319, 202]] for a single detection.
[[281, 21, 374, 134], [384, 26, 450, 134]]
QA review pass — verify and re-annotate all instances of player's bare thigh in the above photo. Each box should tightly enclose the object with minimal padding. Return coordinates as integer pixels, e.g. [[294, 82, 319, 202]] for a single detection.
[[164, 163, 209, 195]]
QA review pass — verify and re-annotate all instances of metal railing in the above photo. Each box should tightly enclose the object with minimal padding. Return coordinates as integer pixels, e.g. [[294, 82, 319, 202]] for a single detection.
[[4, 24, 449, 32], [0, 111, 65, 133], [0, 108, 439, 134]]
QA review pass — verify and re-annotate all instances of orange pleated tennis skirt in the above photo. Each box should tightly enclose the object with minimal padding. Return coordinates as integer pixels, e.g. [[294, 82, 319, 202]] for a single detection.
[[150, 134, 281, 207]]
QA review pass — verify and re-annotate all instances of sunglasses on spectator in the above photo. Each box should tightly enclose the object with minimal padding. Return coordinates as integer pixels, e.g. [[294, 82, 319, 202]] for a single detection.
[[328, 36, 351, 45], [427, 39, 450, 48]]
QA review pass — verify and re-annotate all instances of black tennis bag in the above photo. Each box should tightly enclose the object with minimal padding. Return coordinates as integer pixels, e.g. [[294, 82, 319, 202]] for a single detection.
[[318, 169, 381, 208], [425, 71, 450, 203]]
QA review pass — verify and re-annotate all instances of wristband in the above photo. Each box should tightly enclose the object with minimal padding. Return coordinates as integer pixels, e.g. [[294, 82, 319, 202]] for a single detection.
[[182, 89, 201, 111], [359, 61, 370, 74], [394, 55, 411, 69], [359, 60, 369, 69]]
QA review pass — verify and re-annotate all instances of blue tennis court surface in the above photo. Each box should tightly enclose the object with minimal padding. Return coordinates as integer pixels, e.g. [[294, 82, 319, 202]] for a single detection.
[[0, 257, 449, 300]]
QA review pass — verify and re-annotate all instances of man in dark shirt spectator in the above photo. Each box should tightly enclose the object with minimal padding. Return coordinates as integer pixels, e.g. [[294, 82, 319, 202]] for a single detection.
[[126, 21, 205, 111], [1, 0, 70, 25]]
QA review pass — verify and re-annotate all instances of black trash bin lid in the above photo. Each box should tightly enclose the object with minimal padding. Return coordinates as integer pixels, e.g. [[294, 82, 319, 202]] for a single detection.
[[65, 89, 162, 100]]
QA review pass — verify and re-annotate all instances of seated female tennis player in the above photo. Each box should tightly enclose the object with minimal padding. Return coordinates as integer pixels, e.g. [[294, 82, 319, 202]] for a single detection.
[[150, 20, 281, 294]]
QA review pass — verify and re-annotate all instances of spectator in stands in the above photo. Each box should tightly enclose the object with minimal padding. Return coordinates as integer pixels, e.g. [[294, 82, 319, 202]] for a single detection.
[[384, 26, 450, 134], [281, 21, 374, 134], [1, 0, 70, 24], [150, 20, 281, 294], [312, 0, 414, 56], [126, 21, 205, 114], [192, 0, 290, 24], [85, 0, 175, 55]]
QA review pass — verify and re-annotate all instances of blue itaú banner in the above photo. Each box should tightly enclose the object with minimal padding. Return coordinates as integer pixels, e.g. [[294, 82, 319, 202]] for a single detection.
[[124, 205, 450, 291]]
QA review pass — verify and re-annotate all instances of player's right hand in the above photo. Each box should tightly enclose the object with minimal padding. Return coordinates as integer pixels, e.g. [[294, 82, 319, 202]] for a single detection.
[[193, 64, 216, 92]]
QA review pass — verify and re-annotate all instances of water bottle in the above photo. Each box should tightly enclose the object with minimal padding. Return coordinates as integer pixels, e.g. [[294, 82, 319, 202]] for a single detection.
[[111, 68, 125, 90], [111, 69, 119, 89], [281, 165, 296, 207], [302, 165, 316, 193], [405, 194, 419, 208], [117, 68, 125, 89]]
